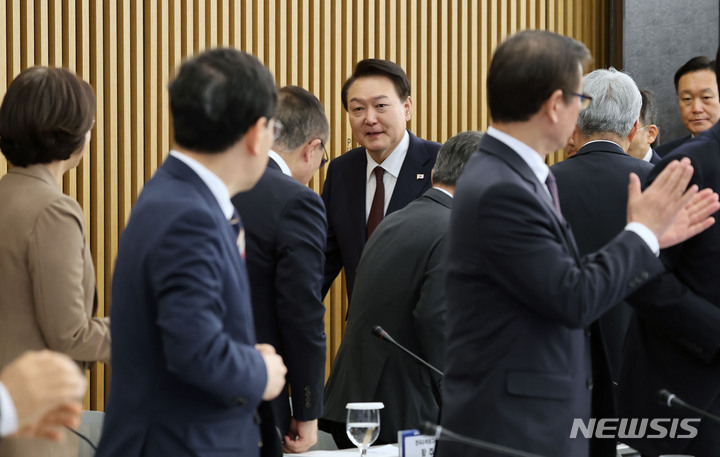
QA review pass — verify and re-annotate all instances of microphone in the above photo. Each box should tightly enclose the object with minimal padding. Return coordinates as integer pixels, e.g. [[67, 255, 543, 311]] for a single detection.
[[419, 421, 545, 457], [658, 389, 720, 424], [371, 326, 443, 376]]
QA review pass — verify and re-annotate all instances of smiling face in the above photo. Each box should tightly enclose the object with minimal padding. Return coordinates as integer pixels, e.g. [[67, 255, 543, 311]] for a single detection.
[[345, 75, 412, 163], [677, 69, 720, 136]]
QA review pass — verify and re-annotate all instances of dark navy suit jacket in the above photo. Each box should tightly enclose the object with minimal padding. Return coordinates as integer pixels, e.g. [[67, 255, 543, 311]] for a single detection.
[[231, 158, 327, 436], [619, 123, 720, 456], [649, 148, 662, 165], [439, 134, 663, 457], [96, 156, 267, 457], [551, 141, 653, 457], [321, 130, 440, 298], [655, 134, 691, 157]]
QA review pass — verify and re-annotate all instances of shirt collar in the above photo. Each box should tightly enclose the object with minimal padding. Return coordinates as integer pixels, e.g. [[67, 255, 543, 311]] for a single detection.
[[486, 126, 549, 184], [433, 187, 453, 198], [366, 130, 410, 181], [268, 150, 292, 177], [643, 146, 654, 162], [169, 150, 235, 220]]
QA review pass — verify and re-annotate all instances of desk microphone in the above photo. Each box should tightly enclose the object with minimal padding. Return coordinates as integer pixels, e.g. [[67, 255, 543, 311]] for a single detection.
[[420, 421, 545, 457], [658, 389, 720, 424], [371, 326, 443, 376]]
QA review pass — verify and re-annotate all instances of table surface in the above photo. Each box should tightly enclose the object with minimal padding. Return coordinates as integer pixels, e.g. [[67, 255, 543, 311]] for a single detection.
[[288, 444, 399, 456]]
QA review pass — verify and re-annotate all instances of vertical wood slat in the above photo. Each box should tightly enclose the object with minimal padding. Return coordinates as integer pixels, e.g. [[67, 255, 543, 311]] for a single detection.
[[0, 0, 610, 409]]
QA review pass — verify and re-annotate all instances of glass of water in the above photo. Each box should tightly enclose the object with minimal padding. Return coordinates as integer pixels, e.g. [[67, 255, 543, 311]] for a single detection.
[[346, 402, 384, 456]]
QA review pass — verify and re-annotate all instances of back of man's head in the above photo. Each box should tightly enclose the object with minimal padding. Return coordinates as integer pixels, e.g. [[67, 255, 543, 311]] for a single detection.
[[639, 89, 658, 128], [432, 130, 484, 187], [674, 56, 717, 92], [577, 68, 641, 138], [274, 86, 329, 152], [487, 30, 591, 123], [341, 59, 411, 110], [169, 48, 277, 153]]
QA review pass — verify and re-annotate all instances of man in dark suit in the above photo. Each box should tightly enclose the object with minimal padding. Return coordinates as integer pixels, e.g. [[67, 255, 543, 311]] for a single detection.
[[656, 56, 718, 156], [617, 48, 720, 457], [438, 30, 718, 457], [321, 59, 440, 300], [232, 86, 328, 454], [551, 68, 654, 457], [321, 131, 482, 448], [95, 49, 287, 457], [627, 89, 662, 165]]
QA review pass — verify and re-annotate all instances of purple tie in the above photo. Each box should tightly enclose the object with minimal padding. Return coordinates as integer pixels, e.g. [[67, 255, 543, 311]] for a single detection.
[[545, 170, 563, 218], [367, 166, 385, 239]]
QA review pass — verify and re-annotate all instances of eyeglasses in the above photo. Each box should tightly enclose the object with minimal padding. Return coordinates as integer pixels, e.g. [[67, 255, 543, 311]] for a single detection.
[[319, 140, 329, 169], [568, 92, 593, 110], [271, 119, 283, 141]]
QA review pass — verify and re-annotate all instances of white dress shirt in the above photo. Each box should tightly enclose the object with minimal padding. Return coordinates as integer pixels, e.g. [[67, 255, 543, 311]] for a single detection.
[[365, 130, 410, 222]]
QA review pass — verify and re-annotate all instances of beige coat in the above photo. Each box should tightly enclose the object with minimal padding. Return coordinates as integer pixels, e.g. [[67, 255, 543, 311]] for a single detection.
[[0, 164, 110, 457]]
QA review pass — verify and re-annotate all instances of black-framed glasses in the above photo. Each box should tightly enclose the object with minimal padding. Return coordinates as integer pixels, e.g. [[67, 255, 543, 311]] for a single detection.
[[271, 119, 283, 141], [568, 92, 593, 110], [319, 140, 329, 168]]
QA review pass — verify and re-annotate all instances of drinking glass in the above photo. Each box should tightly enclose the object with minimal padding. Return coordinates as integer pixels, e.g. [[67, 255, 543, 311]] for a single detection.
[[346, 402, 384, 456]]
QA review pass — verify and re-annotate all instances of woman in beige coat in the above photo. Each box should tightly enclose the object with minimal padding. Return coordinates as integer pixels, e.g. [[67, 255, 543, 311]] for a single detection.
[[0, 67, 111, 457]]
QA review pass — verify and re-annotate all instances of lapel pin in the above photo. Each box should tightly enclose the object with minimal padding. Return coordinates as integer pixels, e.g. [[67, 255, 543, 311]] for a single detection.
[[416, 174, 425, 180]]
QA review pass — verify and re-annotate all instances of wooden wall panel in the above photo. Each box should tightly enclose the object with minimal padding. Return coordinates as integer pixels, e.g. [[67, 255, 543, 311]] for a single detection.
[[0, 0, 610, 410]]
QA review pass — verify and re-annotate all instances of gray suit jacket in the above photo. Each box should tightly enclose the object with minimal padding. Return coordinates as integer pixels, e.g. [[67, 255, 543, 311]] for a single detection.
[[0, 164, 110, 457], [323, 188, 450, 443]]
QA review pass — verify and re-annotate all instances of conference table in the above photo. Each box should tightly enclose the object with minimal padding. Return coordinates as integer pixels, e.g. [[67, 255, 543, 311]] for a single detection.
[[289, 444, 399, 456]]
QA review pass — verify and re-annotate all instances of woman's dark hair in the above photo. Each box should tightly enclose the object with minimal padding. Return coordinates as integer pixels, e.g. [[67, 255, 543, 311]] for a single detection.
[[0, 66, 95, 167]]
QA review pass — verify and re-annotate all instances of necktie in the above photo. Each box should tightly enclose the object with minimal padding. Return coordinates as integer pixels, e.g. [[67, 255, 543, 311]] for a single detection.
[[545, 170, 563, 218], [367, 166, 385, 239], [229, 211, 246, 259]]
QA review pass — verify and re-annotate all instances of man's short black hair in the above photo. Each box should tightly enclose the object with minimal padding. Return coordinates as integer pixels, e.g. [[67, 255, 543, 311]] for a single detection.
[[487, 30, 591, 123], [341, 59, 410, 111], [169, 48, 277, 153], [0, 67, 95, 167], [673, 56, 717, 92]]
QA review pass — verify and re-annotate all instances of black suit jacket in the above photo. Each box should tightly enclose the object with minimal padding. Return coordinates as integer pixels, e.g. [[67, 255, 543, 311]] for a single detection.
[[439, 134, 663, 457], [551, 141, 654, 457], [618, 123, 720, 456], [649, 148, 662, 165], [655, 134, 691, 157], [322, 188, 450, 443], [321, 131, 440, 298], [231, 158, 327, 437]]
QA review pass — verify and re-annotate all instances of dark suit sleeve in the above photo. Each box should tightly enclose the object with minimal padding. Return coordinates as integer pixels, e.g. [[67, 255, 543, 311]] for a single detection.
[[627, 156, 720, 363], [472, 182, 663, 328], [274, 191, 327, 421], [413, 234, 447, 388], [321, 164, 343, 297], [149, 208, 267, 407]]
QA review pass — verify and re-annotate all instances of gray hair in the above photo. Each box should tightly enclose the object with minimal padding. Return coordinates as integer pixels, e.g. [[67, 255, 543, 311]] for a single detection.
[[273, 85, 329, 151], [432, 130, 484, 186], [577, 68, 641, 138]]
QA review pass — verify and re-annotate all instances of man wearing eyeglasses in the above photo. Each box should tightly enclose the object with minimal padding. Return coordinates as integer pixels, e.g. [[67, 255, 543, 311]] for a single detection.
[[627, 89, 662, 164], [550, 68, 654, 457], [438, 31, 718, 457], [232, 85, 329, 454]]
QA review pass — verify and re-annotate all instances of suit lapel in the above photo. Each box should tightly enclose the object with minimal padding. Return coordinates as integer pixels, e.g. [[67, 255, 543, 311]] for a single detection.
[[481, 135, 581, 259], [388, 131, 434, 213]]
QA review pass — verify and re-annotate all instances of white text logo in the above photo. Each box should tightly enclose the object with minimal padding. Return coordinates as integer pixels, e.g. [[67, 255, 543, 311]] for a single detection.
[[570, 418, 700, 439]]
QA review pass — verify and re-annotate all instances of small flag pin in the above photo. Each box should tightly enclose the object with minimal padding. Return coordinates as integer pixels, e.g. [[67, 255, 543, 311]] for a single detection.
[[416, 174, 425, 180]]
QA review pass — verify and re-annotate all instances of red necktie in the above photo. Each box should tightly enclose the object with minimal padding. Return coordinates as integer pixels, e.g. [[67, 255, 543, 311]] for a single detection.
[[367, 166, 385, 239]]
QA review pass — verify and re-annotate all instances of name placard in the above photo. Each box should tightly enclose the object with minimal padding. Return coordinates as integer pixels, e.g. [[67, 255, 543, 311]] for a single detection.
[[398, 429, 436, 457]]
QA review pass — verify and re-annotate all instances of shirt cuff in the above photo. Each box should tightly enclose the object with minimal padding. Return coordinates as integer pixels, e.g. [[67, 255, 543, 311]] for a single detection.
[[625, 222, 659, 256], [0, 381, 18, 437]]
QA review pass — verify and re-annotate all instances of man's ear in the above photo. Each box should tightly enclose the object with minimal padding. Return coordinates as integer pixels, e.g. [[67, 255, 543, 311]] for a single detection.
[[243, 117, 269, 156], [302, 138, 322, 163], [403, 96, 413, 122], [627, 119, 640, 142], [646, 124, 659, 145], [545, 89, 565, 124]]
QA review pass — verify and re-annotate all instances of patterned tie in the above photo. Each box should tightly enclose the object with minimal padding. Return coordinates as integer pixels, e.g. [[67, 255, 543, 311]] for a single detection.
[[367, 166, 385, 239], [545, 170, 563, 218], [229, 211, 246, 259]]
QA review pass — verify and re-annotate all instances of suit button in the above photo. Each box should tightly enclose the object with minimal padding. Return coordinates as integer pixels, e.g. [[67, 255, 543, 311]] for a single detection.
[[586, 379, 594, 390], [640, 271, 649, 280], [628, 279, 637, 288], [305, 401, 311, 408], [232, 395, 248, 406]]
